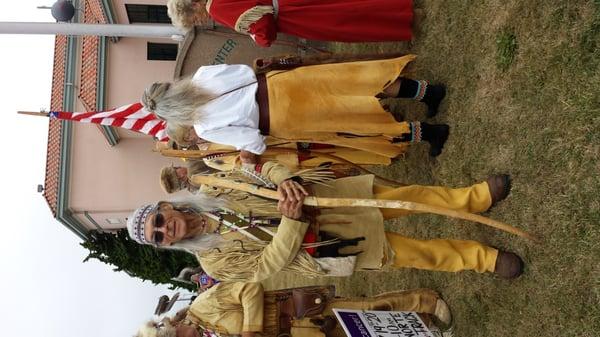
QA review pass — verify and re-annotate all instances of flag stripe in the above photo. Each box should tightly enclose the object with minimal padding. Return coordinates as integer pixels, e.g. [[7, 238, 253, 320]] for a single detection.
[[49, 102, 169, 141], [70, 103, 143, 121]]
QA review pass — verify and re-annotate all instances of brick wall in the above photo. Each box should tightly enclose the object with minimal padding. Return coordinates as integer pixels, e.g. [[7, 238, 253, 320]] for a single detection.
[[87, 0, 109, 23], [79, 0, 108, 110]]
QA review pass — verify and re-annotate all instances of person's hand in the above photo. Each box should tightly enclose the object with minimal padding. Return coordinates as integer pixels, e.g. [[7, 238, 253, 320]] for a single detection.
[[277, 179, 307, 220], [278, 179, 308, 201], [240, 150, 258, 164]]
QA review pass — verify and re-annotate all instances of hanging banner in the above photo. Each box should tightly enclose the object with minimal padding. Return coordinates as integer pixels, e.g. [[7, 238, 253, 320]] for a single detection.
[[333, 309, 434, 337]]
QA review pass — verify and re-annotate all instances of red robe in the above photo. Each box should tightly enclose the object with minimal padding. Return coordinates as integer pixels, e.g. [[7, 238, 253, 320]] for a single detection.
[[206, 0, 414, 47]]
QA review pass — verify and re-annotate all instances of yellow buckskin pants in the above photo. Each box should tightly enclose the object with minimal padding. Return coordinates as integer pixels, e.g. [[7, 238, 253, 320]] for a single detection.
[[374, 181, 499, 273], [290, 289, 439, 337]]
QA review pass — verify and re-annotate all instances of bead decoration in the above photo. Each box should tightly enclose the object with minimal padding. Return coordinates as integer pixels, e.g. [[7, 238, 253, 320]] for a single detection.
[[413, 80, 429, 101], [410, 121, 422, 143]]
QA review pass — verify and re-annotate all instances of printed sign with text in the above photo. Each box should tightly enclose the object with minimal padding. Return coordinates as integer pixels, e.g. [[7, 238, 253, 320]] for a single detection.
[[332, 309, 434, 337]]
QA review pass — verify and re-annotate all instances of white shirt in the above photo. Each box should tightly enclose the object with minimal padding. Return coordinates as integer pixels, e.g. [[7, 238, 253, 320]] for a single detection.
[[192, 64, 266, 154]]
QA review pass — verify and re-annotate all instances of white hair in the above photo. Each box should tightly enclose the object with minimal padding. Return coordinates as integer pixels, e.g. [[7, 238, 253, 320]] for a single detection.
[[134, 321, 177, 337], [167, 0, 209, 30], [168, 192, 225, 212], [168, 233, 228, 253], [141, 79, 213, 126]]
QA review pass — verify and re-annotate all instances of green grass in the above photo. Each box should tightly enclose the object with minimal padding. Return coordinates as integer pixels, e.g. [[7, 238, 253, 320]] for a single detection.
[[496, 30, 518, 71], [580, 1, 600, 65], [263, 1, 600, 337]]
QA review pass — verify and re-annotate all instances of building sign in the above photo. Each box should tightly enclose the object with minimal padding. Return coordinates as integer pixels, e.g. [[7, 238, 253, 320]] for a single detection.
[[333, 309, 434, 337], [212, 39, 238, 65]]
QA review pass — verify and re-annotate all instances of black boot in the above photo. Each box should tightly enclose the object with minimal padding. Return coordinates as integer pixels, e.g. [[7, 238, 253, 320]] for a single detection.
[[421, 84, 446, 118], [397, 79, 446, 118], [421, 122, 449, 157]]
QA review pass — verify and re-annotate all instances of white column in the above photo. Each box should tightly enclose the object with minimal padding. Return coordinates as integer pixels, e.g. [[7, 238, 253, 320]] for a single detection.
[[0, 22, 185, 39]]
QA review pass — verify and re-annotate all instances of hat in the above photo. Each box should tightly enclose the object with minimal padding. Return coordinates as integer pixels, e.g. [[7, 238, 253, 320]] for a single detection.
[[160, 166, 183, 194], [127, 204, 157, 245]]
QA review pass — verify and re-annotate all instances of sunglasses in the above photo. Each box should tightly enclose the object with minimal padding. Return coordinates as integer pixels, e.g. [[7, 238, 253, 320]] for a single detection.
[[151, 212, 166, 245]]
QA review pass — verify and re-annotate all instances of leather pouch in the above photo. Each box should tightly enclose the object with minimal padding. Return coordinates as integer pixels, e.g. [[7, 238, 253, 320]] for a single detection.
[[292, 285, 336, 318]]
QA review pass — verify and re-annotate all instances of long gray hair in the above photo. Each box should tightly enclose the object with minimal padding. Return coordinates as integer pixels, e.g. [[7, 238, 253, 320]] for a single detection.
[[135, 320, 177, 337], [165, 123, 194, 147], [167, 0, 210, 30], [142, 78, 213, 126], [160, 193, 228, 253]]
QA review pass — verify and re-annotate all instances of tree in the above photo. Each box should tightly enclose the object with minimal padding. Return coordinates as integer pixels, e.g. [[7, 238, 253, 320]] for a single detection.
[[81, 229, 198, 290]]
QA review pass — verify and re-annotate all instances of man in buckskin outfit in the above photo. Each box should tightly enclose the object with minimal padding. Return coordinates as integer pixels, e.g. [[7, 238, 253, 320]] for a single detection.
[[128, 159, 524, 282], [134, 281, 452, 337]]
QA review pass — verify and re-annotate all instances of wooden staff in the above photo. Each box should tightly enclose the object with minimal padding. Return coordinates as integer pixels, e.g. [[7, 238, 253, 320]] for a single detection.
[[161, 146, 406, 186], [160, 148, 239, 158], [192, 175, 538, 241], [159, 145, 302, 159], [17, 111, 50, 117]]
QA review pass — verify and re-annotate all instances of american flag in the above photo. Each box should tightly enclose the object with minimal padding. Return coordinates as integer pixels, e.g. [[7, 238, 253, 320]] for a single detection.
[[49, 102, 169, 141]]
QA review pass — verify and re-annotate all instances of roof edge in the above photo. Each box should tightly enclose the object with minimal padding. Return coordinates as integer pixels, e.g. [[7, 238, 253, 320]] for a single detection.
[[55, 34, 90, 239], [100, 0, 119, 42], [100, 0, 117, 24], [42, 119, 59, 217]]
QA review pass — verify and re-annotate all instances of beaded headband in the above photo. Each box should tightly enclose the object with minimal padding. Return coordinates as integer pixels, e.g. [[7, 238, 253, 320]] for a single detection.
[[127, 204, 157, 245]]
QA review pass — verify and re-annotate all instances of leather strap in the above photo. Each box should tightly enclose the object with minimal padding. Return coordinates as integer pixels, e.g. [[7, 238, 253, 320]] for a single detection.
[[256, 74, 270, 135]]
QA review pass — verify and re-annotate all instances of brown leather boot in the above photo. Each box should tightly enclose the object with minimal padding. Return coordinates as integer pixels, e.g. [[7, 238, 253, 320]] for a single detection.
[[487, 174, 511, 207], [494, 251, 524, 279]]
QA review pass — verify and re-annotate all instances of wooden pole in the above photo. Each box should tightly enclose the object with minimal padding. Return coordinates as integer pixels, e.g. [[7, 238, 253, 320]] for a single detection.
[[192, 175, 539, 241], [159, 147, 297, 159], [0, 22, 184, 39], [160, 149, 238, 158], [17, 111, 50, 117], [161, 146, 406, 186]]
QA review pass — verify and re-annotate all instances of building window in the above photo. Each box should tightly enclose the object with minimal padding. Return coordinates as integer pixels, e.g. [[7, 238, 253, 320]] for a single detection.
[[147, 43, 178, 61], [125, 4, 171, 24]]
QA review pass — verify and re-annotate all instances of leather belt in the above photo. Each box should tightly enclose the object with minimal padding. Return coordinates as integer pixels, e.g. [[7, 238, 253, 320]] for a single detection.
[[256, 74, 270, 135]]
